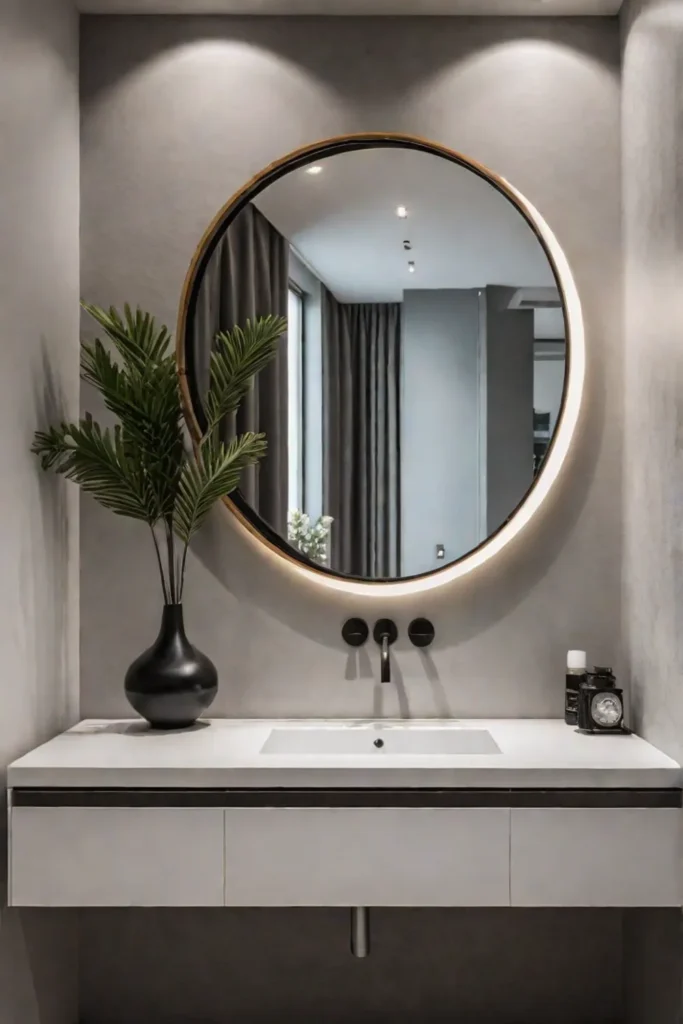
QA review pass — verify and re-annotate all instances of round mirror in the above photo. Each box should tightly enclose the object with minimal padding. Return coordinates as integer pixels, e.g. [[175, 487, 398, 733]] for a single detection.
[[179, 135, 581, 588]]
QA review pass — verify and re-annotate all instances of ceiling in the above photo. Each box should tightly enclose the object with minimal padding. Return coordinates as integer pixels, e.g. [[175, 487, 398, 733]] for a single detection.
[[79, 0, 620, 16], [252, 146, 564, 337], [255, 146, 555, 297]]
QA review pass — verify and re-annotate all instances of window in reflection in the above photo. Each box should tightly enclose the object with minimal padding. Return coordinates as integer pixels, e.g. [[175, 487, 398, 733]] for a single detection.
[[287, 284, 304, 514]]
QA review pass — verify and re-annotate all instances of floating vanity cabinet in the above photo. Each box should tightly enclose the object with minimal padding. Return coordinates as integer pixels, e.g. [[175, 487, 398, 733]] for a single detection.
[[10, 804, 225, 907], [6, 719, 683, 910], [9, 792, 682, 909], [223, 807, 510, 907], [510, 807, 682, 907]]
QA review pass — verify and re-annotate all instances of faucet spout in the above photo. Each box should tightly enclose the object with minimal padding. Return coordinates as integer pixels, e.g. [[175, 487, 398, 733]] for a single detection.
[[373, 619, 397, 684], [381, 634, 390, 683]]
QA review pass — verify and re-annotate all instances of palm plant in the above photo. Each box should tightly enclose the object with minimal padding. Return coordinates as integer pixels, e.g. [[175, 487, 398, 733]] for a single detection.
[[32, 303, 286, 605]]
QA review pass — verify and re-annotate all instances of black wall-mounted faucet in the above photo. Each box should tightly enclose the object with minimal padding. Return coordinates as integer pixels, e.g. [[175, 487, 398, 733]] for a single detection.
[[343, 618, 433, 683], [373, 619, 398, 683]]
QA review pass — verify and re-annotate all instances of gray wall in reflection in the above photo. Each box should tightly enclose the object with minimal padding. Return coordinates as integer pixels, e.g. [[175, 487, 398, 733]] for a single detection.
[[80, 14, 621, 717], [486, 287, 535, 535], [402, 288, 481, 574]]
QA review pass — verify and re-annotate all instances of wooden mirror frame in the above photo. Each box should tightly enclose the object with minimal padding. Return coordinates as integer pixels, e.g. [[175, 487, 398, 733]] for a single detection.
[[177, 132, 585, 598]]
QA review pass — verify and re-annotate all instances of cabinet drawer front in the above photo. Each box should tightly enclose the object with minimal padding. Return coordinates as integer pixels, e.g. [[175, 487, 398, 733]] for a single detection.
[[511, 808, 682, 907], [10, 806, 224, 907], [224, 807, 510, 906]]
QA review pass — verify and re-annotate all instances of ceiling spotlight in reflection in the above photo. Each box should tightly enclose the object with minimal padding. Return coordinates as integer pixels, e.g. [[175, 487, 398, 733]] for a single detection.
[[408, 261, 415, 273], [306, 165, 323, 175], [396, 206, 408, 218]]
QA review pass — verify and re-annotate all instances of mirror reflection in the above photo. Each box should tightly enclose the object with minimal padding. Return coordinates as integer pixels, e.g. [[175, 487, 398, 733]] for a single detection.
[[191, 145, 567, 580]]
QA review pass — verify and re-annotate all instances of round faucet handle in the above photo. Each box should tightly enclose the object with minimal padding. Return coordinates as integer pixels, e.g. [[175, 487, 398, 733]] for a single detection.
[[342, 618, 369, 647], [408, 618, 435, 648]]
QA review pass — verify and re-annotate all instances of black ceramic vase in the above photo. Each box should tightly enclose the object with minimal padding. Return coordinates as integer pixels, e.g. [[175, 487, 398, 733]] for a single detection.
[[124, 604, 218, 729]]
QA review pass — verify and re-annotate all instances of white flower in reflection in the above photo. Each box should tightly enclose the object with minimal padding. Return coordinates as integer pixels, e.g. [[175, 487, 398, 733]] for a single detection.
[[288, 509, 334, 565]]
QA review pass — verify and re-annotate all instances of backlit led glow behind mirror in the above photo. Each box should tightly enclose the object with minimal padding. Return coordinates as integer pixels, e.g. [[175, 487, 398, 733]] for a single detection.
[[178, 134, 584, 597]]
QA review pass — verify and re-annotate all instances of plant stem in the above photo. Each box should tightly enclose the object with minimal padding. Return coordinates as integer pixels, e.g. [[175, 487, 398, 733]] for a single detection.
[[165, 518, 177, 604], [177, 423, 213, 602], [175, 552, 182, 601], [149, 525, 169, 604], [178, 539, 190, 604]]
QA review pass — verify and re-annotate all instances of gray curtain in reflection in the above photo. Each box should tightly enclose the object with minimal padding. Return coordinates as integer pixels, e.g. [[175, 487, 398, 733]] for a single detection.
[[194, 203, 288, 533], [323, 288, 401, 578]]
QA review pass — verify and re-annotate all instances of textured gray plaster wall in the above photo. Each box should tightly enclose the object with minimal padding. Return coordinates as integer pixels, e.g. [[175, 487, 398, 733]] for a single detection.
[[80, 14, 622, 720], [0, 1, 80, 1021], [622, 0, 683, 765], [621, 3, 683, 1019]]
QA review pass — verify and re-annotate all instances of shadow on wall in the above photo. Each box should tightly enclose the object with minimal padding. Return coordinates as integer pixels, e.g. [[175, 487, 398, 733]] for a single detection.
[[30, 344, 75, 736]]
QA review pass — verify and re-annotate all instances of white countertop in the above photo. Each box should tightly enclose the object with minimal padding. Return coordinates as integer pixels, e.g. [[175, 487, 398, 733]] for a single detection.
[[7, 719, 681, 790]]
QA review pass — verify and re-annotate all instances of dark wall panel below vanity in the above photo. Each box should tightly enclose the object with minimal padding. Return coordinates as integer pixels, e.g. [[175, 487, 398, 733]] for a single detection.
[[80, 907, 628, 1024]]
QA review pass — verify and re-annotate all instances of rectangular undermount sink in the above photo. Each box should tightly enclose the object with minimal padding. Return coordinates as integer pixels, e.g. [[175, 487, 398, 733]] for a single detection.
[[260, 726, 501, 756]]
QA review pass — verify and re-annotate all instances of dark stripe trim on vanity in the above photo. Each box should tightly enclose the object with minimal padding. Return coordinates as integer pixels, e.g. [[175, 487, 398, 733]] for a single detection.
[[12, 788, 682, 809]]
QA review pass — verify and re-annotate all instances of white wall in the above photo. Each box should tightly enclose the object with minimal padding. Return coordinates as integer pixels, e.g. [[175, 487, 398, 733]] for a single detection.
[[401, 288, 482, 574], [0, 1, 80, 1021]]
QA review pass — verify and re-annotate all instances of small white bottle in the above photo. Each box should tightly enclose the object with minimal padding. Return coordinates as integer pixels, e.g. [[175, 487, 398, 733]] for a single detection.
[[565, 650, 587, 726]]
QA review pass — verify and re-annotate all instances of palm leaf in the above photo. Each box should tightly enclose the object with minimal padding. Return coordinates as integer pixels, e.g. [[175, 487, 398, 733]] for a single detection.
[[32, 415, 158, 522], [81, 340, 180, 445], [203, 315, 287, 439], [82, 302, 173, 374], [173, 432, 267, 544], [80, 313, 184, 520]]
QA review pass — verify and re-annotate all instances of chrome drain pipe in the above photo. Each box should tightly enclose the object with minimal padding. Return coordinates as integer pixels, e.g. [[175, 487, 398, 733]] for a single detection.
[[350, 906, 370, 957]]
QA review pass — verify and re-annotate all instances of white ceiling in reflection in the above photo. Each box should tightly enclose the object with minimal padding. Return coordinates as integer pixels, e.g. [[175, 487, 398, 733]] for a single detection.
[[254, 147, 558, 307]]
